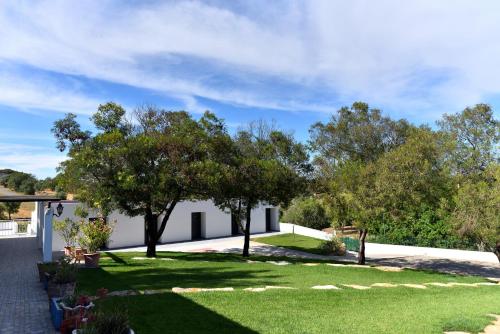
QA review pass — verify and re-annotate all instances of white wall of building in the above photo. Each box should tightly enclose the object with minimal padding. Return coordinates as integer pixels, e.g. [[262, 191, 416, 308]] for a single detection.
[[49, 200, 280, 251]]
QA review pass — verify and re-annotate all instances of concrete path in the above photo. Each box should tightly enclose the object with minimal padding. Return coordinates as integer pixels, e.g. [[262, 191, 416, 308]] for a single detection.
[[0, 236, 55, 334], [113, 232, 500, 278], [112, 232, 357, 262]]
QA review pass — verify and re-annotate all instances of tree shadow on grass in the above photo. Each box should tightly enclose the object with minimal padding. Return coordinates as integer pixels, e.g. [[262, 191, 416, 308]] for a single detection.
[[99, 293, 259, 334], [77, 264, 285, 293]]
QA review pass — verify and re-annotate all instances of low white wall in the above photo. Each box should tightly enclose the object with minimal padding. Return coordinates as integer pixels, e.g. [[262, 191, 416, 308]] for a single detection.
[[279, 223, 499, 264], [280, 223, 331, 240], [365, 242, 499, 264]]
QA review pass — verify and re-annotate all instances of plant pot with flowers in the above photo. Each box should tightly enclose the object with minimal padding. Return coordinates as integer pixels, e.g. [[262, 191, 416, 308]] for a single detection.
[[47, 256, 78, 299], [54, 218, 80, 257], [72, 307, 134, 334], [78, 218, 114, 268]]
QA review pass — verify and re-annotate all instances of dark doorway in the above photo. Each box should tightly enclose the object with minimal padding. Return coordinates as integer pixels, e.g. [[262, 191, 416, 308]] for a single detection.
[[231, 213, 240, 235], [265, 208, 272, 232], [191, 212, 202, 240]]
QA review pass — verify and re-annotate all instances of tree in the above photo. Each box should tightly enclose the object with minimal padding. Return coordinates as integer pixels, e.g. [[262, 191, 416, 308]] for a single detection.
[[449, 163, 500, 262], [53, 103, 229, 257], [2, 202, 21, 220], [309, 102, 412, 167], [282, 197, 331, 230], [309, 102, 412, 264], [438, 104, 499, 178], [211, 121, 311, 257]]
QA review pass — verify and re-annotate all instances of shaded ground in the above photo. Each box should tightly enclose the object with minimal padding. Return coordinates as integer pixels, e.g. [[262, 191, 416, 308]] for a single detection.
[[370, 256, 500, 279], [0, 236, 55, 334]]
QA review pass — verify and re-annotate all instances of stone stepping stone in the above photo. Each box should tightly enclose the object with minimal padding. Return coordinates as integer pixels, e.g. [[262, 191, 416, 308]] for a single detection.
[[143, 289, 164, 295], [326, 263, 345, 267], [375, 266, 403, 272], [108, 290, 138, 297], [244, 287, 267, 292], [265, 285, 296, 290], [474, 282, 499, 286], [342, 284, 371, 290], [401, 284, 427, 289], [486, 277, 500, 283], [346, 264, 372, 269], [246, 260, 262, 264], [266, 261, 291, 266], [303, 263, 320, 266], [172, 287, 234, 293], [311, 285, 340, 290], [371, 283, 398, 288], [159, 258, 176, 261], [425, 282, 452, 287], [132, 257, 156, 260], [447, 283, 478, 287]]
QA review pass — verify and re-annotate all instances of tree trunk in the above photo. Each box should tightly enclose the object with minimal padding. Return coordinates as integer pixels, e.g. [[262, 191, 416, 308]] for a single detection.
[[145, 209, 158, 258], [242, 203, 252, 257], [358, 229, 368, 265]]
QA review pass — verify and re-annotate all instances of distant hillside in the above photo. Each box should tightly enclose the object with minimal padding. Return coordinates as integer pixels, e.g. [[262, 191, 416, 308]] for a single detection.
[[0, 169, 17, 181]]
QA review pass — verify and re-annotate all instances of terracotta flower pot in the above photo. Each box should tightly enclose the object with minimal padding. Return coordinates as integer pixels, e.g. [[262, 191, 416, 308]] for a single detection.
[[64, 246, 75, 257], [83, 253, 101, 268]]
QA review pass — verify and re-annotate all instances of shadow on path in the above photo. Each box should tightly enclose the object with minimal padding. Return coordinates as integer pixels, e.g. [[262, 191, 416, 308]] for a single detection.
[[370, 256, 500, 278], [0, 236, 55, 334]]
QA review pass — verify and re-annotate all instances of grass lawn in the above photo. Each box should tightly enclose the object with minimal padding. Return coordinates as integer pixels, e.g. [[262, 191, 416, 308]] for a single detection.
[[77, 252, 500, 334], [252, 233, 328, 255]]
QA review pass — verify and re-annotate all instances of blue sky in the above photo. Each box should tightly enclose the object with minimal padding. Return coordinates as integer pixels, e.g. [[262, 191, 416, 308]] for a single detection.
[[1, 0, 500, 178]]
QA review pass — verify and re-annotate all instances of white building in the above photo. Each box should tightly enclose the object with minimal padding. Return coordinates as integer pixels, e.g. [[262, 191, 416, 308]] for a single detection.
[[47, 200, 280, 252]]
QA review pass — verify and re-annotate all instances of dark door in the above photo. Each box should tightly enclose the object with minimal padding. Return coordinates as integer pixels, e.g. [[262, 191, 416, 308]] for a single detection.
[[191, 212, 202, 240], [265, 208, 272, 232], [231, 213, 240, 235]]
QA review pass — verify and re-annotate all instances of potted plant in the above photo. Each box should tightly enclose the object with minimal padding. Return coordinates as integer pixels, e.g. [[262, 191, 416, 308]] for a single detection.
[[54, 218, 80, 257], [36, 261, 58, 284], [47, 256, 78, 299], [73, 308, 134, 334], [78, 218, 114, 268]]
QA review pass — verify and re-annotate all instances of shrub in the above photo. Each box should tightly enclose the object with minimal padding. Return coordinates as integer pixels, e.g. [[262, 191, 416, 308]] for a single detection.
[[78, 218, 114, 253], [53, 218, 80, 247], [319, 236, 346, 255], [282, 197, 331, 230], [53, 256, 77, 284], [82, 308, 130, 334]]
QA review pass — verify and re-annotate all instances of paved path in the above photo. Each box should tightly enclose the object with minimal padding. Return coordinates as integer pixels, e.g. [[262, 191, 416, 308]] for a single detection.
[[113, 232, 500, 278], [0, 236, 55, 334]]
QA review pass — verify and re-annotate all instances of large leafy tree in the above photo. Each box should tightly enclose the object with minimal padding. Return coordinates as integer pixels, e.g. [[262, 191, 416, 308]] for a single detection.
[[449, 163, 500, 262], [53, 102, 229, 257], [211, 121, 311, 257], [438, 104, 499, 178], [309, 102, 412, 263]]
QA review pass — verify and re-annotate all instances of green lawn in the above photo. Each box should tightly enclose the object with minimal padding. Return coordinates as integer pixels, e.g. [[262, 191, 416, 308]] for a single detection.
[[77, 252, 500, 334], [252, 233, 327, 255]]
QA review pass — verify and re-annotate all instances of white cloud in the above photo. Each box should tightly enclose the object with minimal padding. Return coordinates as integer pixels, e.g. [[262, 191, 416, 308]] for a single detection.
[[0, 143, 65, 178], [0, 67, 100, 115], [1, 0, 500, 119]]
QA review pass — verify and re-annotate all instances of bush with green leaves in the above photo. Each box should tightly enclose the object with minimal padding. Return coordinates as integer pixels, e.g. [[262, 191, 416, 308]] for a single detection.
[[282, 197, 331, 230], [82, 308, 130, 334], [319, 236, 346, 255], [53, 218, 80, 247], [78, 218, 114, 253], [53, 256, 78, 284]]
